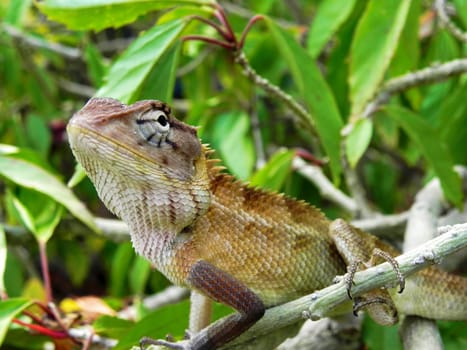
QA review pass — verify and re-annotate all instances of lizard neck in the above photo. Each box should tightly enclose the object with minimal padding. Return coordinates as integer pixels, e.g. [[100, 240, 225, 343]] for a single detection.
[[79, 152, 210, 266]]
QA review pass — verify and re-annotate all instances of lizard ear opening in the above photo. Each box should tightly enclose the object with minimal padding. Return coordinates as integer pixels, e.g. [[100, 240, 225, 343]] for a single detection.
[[136, 109, 170, 146]]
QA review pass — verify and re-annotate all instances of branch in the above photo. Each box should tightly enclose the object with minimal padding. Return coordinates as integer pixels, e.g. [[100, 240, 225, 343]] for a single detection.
[[118, 286, 189, 320], [360, 58, 467, 120], [399, 166, 467, 348], [218, 224, 467, 349], [2, 23, 81, 59], [233, 50, 317, 136], [293, 157, 357, 215], [434, 0, 467, 43]]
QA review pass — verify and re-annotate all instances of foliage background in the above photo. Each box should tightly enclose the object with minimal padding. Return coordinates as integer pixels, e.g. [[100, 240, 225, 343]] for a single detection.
[[0, 0, 466, 349]]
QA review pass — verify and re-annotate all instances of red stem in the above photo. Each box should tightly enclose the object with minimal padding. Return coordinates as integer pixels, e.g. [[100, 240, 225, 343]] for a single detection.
[[38, 241, 52, 303], [295, 148, 326, 166], [213, 5, 237, 45], [13, 319, 69, 339], [238, 15, 265, 49], [22, 310, 44, 325], [182, 35, 236, 49], [190, 15, 232, 42]]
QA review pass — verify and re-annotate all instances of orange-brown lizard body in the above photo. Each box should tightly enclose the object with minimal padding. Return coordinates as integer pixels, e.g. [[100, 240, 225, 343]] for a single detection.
[[67, 98, 467, 349]]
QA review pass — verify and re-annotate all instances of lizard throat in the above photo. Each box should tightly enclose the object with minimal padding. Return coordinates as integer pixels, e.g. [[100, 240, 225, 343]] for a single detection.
[[69, 132, 211, 265]]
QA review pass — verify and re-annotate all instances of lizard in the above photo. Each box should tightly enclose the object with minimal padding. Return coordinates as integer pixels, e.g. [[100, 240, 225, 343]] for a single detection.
[[67, 97, 467, 349]]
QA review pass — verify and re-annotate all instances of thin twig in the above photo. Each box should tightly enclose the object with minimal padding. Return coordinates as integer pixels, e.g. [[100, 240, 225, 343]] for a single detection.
[[2, 23, 81, 59], [68, 327, 117, 349], [118, 286, 189, 320], [233, 50, 316, 136], [434, 0, 467, 43], [293, 157, 357, 215], [340, 140, 374, 218], [358, 58, 467, 123]]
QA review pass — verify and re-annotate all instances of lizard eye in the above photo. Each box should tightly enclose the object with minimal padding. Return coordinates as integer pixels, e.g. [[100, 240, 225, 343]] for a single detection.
[[136, 109, 170, 145]]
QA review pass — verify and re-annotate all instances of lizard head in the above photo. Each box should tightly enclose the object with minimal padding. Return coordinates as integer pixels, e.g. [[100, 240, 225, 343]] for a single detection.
[[67, 97, 211, 244]]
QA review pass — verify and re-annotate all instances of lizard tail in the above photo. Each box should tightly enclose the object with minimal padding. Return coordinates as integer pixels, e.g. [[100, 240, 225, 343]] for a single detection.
[[392, 266, 467, 320]]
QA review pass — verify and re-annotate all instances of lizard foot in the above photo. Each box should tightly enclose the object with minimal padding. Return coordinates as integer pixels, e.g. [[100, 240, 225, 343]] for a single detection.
[[353, 294, 399, 326], [345, 248, 405, 299]]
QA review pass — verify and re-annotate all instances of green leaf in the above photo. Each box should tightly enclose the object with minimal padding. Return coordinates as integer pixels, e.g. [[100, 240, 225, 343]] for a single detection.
[[265, 18, 343, 181], [62, 241, 91, 286], [307, 0, 357, 58], [4, 0, 32, 26], [250, 149, 295, 191], [453, 0, 467, 27], [346, 118, 373, 167], [67, 163, 88, 188], [349, 0, 411, 117], [9, 194, 36, 236], [114, 300, 190, 350], [9, 191, 62, 243], [0, 298, 32, 346], [383, 106, 463, 207], [439, 81, 467, 164], [0, 155, 98, 232], [129, 256, 151, 296], [0, 226, 6, 295], [363, 316, 402, 350], [137, 42, 181, 104], [388, 0, 420, 77], [110, 243, 135, 297], [25, 115, 51, 158], [36, 0, 214, 31], [93, 315, 134, 339], [210, 111, 255, 180], [96, 18, 187, 103], [84, 43, 108, 87]]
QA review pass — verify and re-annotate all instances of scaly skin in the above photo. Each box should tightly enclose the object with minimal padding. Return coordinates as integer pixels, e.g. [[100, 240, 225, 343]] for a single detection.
[[67, 98, 467, 349]]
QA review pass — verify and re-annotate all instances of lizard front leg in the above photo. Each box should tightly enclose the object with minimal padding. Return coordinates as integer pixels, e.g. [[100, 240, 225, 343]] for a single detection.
[[142, 260, 265, 350], [329, 219, 404, 326]]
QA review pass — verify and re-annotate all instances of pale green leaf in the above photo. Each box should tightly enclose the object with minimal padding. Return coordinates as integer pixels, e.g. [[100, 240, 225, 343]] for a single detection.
[[114, 300, 190, 350], [129, 256, 151, 295], [350, 0, 411, 117], [9, 195, 36, 236], [93, 315, 133, 339], [9, 186, 64, 243], [0, 298, 32, 346], [250, 149, 295, 191], [383, 106, 463, 207], [346, 118, 373, 167], [211, 111, 255, 180], [96, 19, 187, 103], [265, 18, 343, 181], [0, 155, 98, 232], [137, 42, 181, 104], [307, 0, 357, 58], [36, 0, 214, 31], [0, 226, 6, 295], [67, 163, 87, 188]]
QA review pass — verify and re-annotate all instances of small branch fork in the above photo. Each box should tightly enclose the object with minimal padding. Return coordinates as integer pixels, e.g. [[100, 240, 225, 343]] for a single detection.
[[184, 4, 264, 50], [434, 0, 467, 43], [184, 4, 316, 136]]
